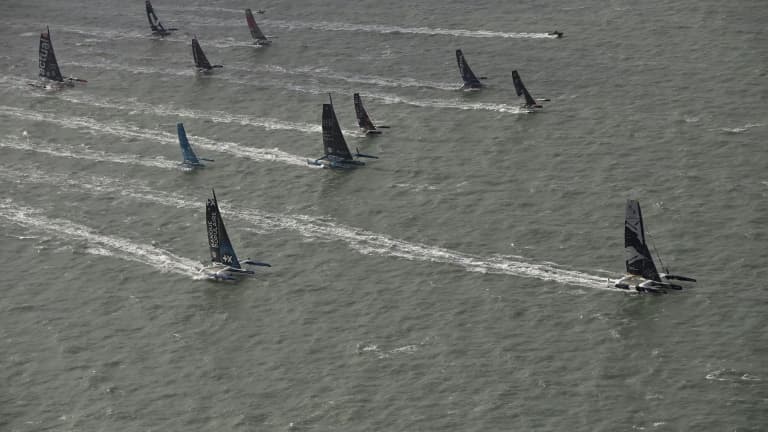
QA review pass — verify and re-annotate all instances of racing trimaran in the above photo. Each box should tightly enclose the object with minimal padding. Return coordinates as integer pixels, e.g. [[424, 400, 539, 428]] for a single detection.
[[203, 189, 270, 281], [146, 0, 177, 37], [308, 94, 378, 169], [31, 27, 87, 89], [614, 200, 696, 293], [511, 70, 548, 111], [177, 123, 213, 169], [456, 49, 486, 90], [192, 36, 222, 72], [245, 8, 272, 46], [353, 93, 389, 135]]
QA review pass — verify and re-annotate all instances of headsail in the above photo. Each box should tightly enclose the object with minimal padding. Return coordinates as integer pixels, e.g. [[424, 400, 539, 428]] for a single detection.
[[39, 27, 63, 82], [511, 70, 538, 107], [206, 190, 241, 269], [624, 200, 661, 282], [177, 123, 201, 165], [191, 37, 213, 70], [322, 98, 353, 159], [245, 8, 269, 42], [353, 93, 377, 133], [456, 49, 482, 89]]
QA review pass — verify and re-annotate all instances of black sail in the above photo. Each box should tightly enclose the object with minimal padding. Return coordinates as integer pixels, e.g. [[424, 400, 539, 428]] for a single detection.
[[206, 190, 242, 269], [322, 103, 353, 159], [456, 49, 482, 88], [624, 199, 661, 281], [39, 28, 63, 82], [192, 38, 212, 70], [511, 70, 538, 107], [353, 93, 377, 132]]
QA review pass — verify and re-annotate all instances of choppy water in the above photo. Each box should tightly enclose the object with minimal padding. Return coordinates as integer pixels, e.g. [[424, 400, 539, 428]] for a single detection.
[[1, 0, 766, 430]]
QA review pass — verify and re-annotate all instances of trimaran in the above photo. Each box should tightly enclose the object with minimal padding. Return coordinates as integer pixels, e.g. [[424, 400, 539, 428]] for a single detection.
[[614, 200, 696, 293], [177, 123, 213, 169], [203, 189, 270, 281], [511, 70, 548, 111], [192, 36, 222, 72], [456, 49, 486, 90], [308, 94, 378, 169], [245, 8, 272, 45], [353, 93, 389, 135], [145, 0, 177, 37], [31, 27, 86, 89]]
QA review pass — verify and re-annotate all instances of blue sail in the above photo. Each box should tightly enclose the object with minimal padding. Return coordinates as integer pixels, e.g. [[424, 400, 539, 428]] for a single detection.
[[206, 189, 241, 269], [177, 123, 201, 166]]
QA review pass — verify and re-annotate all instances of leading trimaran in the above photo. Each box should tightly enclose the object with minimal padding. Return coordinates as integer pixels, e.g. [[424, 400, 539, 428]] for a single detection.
[[614, 200, 696, 293], [31, 27, 86, 89], [203, 189, 270, 281], [308, 94, 378, 169]]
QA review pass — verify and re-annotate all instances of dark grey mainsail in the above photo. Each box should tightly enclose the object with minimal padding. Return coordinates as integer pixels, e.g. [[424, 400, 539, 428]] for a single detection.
[[624, 200, 661, 282], [145, 0, 176, 36], [511, 70, 540, 108], [353, 93, 378, 133], [206, 189, 241, 269], [456, 49, 483, 89], [322, 100, 354, 160], [192, 37, 221, 70], [38, 27, 63, 82]]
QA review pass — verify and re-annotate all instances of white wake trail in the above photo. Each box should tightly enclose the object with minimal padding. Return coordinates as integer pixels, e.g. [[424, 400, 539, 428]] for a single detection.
[[0, 106, 310, 167], [0, 167, 614, 290], [0, 135, 179, 170], [0, 200, 204, 279]]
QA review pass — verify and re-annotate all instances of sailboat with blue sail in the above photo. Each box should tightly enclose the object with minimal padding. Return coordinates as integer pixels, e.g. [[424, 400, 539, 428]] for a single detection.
[[203, 189, 270, 281], [177, 123, 212, 170]]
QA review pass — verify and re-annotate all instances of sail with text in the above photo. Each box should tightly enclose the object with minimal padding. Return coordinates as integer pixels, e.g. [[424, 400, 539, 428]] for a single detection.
[[456, 49, 484, 90], [353, 93, 382, 135], [614, 199, 696, 293], [146, 0, 177, 37], [204, 189, 270, 280], [192, 37, 222, 71], [511, 70, 543, 109], [245, 8, 271, 45], [308, 94, 378, 168], [34, 27, 86, 88], [177, 123, 213, 169]]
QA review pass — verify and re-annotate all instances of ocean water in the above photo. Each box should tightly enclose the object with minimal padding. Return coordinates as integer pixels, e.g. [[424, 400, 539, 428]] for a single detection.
[[0, 0, 766, 430]]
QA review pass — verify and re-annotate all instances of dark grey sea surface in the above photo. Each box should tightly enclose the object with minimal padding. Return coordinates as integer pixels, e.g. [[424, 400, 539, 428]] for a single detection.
[[1, 0, 766, 430]]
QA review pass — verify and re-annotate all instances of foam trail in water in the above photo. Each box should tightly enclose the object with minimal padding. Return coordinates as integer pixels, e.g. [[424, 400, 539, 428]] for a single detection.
[[0, 166, 614, 290], [0, 200, 204, 279], [0, 106, 310, 167], [172, 8, 557, 39], [0, 135, 179, 170]]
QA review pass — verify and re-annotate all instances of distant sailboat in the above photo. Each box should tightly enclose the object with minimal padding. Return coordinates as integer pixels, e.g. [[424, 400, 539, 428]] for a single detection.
[[145, 0, 177, 37], [614, 200, 696, 293], [511, 70, 547, 111], [177, 123, 213, 169], [245, 8, 272, 45], [353, 93, 387, 135], [308, 94, 378, 169], [456, 49, 485, 90], [203, 189, 270, 281], [31, 27, 86, 89], [192, 36, 222, 72]]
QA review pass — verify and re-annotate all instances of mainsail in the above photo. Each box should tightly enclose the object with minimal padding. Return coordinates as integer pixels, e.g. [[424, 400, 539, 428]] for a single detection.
[[353, 93, 377, 133], [191, 37, 213, 70], [38, 27, 63, 82], [511, 70, 538, 107], [145, 0, 175, 35], [624, 200, 661, 282], [177, 123, 201, 165], [456, 49, 482, 88], [245, 8, 269, 42], [322, 99, 353, 160], [206, 190, 242, 269]]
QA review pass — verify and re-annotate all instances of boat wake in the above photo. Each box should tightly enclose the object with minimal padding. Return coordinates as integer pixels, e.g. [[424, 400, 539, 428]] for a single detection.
[[0, 135, 180, 170], [0, 166, 615, 291], [0, 200, 204, 279], [0, 106, 311, 167]]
